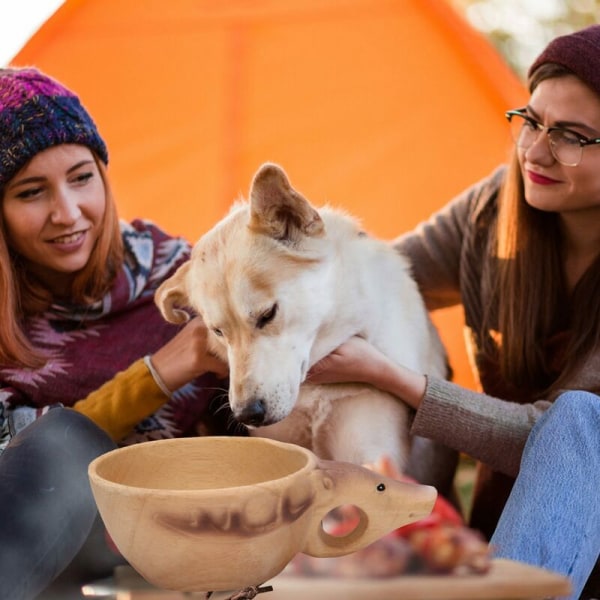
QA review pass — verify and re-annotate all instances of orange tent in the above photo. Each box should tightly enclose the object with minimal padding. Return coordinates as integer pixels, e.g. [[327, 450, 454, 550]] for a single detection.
[[12, 0, 527, 388]]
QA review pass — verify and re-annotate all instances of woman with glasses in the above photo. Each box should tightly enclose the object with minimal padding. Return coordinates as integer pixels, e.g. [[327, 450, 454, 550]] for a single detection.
[[309, 24, 600, 599]]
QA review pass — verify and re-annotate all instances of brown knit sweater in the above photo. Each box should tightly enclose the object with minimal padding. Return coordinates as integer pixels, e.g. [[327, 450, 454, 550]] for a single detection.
[[394, 165, 600, 537]]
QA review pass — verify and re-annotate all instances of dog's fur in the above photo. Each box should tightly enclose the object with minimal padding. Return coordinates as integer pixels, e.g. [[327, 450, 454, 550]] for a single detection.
[[156, 163, 449, 472]]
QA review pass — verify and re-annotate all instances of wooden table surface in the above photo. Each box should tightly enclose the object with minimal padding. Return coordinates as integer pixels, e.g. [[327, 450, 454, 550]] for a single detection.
[[83, 559, 571, 600], [266, 559, 571, 599]]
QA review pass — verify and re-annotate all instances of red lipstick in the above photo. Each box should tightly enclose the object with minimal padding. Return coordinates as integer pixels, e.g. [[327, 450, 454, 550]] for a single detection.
[[527, 170, 560, 185]]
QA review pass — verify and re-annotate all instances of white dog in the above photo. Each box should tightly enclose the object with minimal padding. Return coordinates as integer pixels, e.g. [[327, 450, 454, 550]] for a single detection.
[[156, 163, 449, 473]]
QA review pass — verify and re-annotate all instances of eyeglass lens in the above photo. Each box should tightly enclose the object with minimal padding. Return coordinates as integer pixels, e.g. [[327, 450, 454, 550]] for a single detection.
[[508, 113, 582, 166]]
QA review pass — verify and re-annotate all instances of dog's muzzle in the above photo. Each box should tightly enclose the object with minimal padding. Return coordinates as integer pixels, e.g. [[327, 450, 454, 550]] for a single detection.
[[237, 399, 267, 427]]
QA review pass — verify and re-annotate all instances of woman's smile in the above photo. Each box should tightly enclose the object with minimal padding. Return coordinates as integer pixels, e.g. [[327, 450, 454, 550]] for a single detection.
[[47, 229, 88, 248], [526, 170, 561, 185]]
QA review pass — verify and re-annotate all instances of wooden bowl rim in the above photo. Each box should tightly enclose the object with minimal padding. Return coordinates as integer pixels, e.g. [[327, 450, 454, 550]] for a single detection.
[[88, 436, 317, 495]]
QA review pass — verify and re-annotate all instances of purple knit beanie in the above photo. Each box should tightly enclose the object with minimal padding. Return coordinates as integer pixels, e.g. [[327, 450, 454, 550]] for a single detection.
[[528, 24, 600, 97], [0, 67, 107, 187]]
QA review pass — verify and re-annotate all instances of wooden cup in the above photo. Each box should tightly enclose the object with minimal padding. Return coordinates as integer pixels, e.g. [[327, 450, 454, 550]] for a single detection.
[[88, 436, 436, 592]]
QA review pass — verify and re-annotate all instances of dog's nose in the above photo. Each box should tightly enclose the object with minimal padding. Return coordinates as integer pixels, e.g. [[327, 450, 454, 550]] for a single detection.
[[238, 400, 266, 426]]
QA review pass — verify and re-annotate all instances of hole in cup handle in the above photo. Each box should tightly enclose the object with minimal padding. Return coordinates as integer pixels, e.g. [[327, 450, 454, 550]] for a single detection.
[[302, 506, 373, 558]]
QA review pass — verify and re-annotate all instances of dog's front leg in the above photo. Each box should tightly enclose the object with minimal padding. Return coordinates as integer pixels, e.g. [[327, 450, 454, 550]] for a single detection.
[[312, 386, 411, 470]]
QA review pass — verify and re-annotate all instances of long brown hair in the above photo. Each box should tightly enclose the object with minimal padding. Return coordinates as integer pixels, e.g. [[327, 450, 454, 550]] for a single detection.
[[0, 155, 124, 368], [492, 63, 600, 391]]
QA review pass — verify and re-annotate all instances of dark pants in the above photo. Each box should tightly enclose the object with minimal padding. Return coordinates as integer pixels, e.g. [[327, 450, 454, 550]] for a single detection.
[[0, 408, 122, 599]]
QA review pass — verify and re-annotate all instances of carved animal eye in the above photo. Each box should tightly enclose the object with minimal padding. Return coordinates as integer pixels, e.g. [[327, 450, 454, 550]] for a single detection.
[[376, 483, 386, 492], [213, 328, 223, 337], [257, 303, 278, 329]]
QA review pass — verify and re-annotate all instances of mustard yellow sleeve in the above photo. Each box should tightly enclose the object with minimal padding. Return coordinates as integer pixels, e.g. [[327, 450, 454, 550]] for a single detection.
[[72, 358, 168, 442]]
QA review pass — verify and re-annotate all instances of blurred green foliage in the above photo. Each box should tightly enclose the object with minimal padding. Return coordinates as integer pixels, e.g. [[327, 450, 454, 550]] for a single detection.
[[451, 0, 600, 78]]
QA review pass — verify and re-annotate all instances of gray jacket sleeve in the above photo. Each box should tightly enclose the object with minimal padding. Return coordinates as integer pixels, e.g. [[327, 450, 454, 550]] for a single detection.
[[392, 166, 506, 311], [412, 377, 550, 477]]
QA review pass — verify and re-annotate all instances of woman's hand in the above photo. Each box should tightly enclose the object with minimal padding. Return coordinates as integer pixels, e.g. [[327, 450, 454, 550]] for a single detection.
[[308, 336, 389, 385], [308, 336, 427, 409], [148, 317, 228, 393]]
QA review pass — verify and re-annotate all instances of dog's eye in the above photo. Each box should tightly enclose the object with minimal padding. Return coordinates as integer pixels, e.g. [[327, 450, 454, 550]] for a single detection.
[[213, 328, 223, 337], [257, 303, 278, 329]]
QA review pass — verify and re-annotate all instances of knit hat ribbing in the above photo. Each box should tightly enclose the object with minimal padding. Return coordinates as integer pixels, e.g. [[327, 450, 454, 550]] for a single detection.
[[0, 67, 107, 187], [528, 24, 600, 98]]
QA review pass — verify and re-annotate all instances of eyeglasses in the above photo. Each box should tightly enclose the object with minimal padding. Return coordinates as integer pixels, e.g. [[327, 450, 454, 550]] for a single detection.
[[505, 108, 600, 167]]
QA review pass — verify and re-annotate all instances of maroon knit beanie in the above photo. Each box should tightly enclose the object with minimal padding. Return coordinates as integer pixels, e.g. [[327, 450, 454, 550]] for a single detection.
[[528, 24, 600, 97]]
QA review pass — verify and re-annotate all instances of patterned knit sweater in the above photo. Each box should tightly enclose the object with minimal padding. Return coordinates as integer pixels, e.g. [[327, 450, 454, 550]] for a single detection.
[[394, 165, 600, 537], [0, 220, 226, 452]]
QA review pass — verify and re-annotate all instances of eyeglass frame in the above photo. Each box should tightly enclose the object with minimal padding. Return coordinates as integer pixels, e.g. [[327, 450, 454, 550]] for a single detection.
[[505, 107, 600, 167]]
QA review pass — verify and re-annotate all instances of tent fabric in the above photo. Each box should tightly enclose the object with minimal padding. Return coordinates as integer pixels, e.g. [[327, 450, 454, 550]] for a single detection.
[[12, 0, 527, 388]]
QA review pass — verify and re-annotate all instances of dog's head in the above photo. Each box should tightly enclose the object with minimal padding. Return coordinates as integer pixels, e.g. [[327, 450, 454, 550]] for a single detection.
[[156, 163, 335, 427]]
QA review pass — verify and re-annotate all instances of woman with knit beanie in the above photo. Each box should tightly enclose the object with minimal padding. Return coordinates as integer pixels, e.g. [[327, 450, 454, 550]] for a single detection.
[[0, 68, 230, 598], [310, 24, 600, 599]]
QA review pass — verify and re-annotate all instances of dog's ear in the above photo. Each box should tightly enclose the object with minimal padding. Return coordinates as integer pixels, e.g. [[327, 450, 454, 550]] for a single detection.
[[155, 262, 193, 324], [249, 163, 324, 244]]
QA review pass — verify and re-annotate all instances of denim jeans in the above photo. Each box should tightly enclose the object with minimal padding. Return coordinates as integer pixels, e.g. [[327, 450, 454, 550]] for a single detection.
[[491, 391, 600, 600], [0, 407, 119, 599]]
